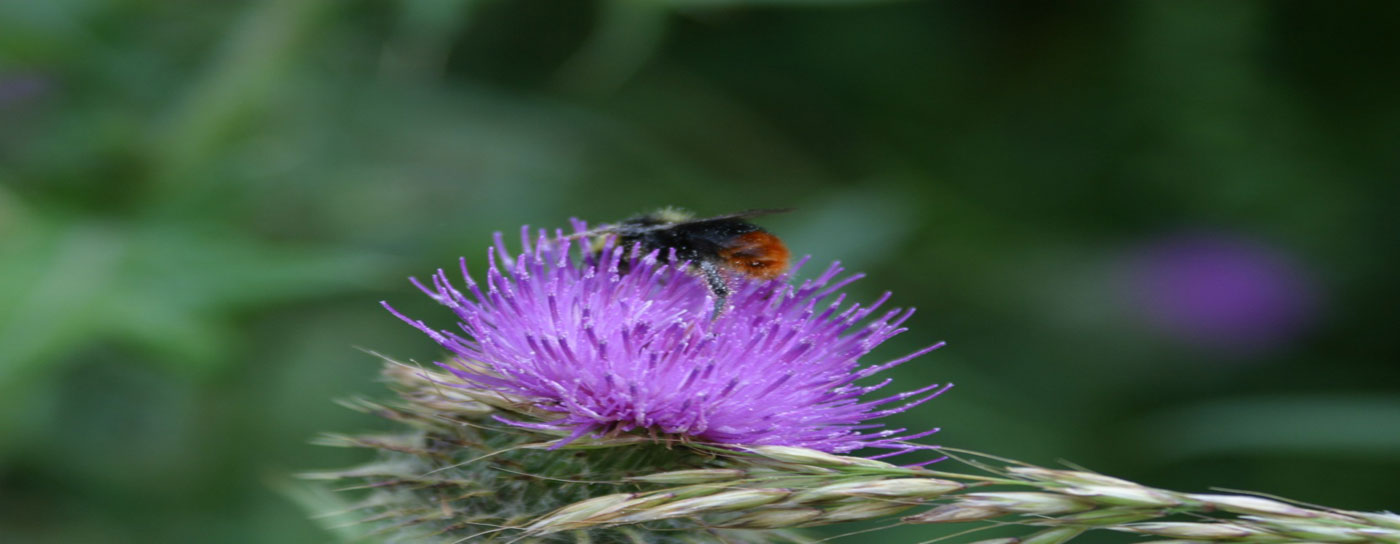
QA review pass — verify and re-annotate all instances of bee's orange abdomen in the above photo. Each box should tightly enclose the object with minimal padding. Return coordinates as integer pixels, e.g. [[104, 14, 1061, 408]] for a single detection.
[[721, 231, 790, 280]]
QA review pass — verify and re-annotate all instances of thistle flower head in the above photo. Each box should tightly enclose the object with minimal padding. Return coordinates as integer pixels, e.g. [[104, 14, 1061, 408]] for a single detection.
[[384, 223, 948, 457]]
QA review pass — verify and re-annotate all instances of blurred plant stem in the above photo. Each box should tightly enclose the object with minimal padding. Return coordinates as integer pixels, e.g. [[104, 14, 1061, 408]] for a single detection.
[[380, 0, 481, 84], [150, 0, 330, 211], [554, 0, 669, 95]]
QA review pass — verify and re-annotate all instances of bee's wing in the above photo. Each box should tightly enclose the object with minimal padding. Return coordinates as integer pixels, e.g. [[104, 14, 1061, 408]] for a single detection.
[[691, 208, 795, 222], [569, 208, 793, 239]]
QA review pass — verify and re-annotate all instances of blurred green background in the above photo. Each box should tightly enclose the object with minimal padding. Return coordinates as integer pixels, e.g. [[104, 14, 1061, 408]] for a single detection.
[[2, 0, 1398, 542]]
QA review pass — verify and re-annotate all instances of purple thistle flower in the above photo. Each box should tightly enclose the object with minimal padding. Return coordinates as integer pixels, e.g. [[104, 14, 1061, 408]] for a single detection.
[[1121, 232, 1318, 356], [384, 224, 949, 458]]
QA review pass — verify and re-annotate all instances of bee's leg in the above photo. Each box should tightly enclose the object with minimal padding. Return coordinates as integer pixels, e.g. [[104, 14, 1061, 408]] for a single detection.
[[697, 260, 731, 319]]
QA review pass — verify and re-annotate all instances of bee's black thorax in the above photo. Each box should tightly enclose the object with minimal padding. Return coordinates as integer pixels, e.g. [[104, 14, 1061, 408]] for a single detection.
[[616, 216, 763, 265]]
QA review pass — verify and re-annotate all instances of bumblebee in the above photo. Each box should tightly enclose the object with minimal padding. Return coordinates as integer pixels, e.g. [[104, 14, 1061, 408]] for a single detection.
[[586, 207, 791, 314]]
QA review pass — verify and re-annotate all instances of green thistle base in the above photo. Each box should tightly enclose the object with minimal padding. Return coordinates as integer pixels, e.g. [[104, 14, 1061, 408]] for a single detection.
[[303, 361, 814, 543]]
